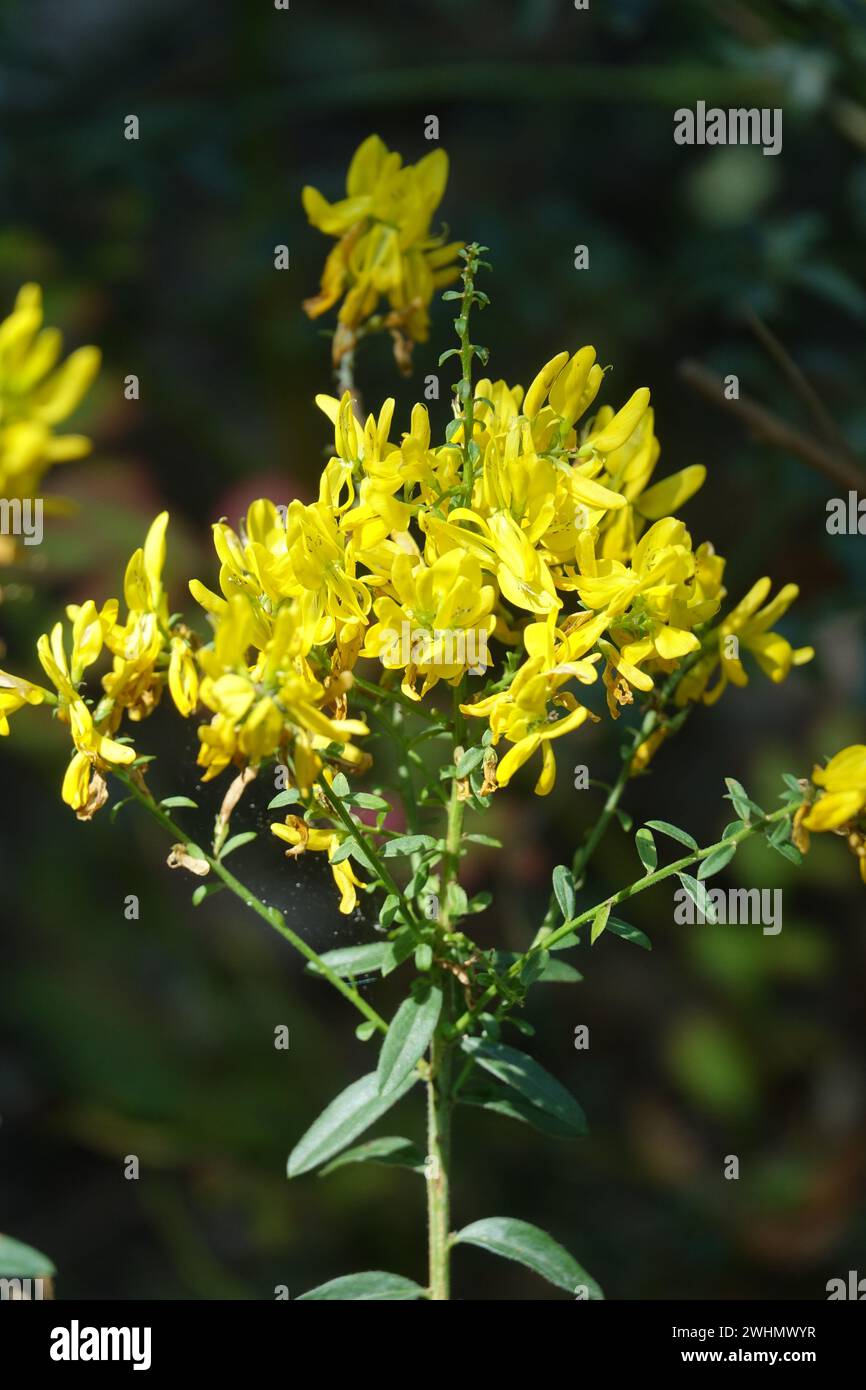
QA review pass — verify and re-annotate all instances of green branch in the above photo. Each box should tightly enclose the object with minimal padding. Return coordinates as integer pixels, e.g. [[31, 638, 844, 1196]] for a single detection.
[[117, 771, 388, 1035], [453, 803, 792, 1037]]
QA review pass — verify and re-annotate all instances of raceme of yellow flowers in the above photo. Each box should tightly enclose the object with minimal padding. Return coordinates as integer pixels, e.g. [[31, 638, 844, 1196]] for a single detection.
[[0, 136, 860, 896], [302, 135, 462, 368], [0, 283, 100, 560]]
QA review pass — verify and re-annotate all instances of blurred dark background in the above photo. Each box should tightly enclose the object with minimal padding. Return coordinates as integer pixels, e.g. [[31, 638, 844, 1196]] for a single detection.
[[1, 0, 865, 1300]]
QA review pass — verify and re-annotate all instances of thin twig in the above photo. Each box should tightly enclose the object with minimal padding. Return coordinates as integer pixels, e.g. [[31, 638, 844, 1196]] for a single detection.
[[678, 359, 866, 493]]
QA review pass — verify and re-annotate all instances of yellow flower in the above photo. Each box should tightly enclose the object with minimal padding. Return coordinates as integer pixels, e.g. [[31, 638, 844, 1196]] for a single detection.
[[362, 548, 496, 698], [0, 669, 49, 735], [793, 745, 866, 885], [676, 578, 814, 707], [461, 610, 605, 795], [0, 283, 100, 505], [196, 596, 368, 783], [168, 635, 199, 717], [802, 745, 866, 832], [302, 135, 462, 362], [35, 620, 136, 811], [271, 815, 367, 914], [103, 511, 173, 721]]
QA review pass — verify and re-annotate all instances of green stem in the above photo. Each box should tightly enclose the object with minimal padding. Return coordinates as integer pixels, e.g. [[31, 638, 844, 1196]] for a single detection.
[[454, 804, 792, 1036], [118, 772, 388, 1034], [317, 778, 424, 932], [451, 243, 488, 505], [537, 662, 697, 938], [424, 684, 468, 1300], [426, 1014, 453, 1301]]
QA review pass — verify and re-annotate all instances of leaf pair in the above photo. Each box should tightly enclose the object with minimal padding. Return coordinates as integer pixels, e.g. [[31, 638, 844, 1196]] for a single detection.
[[297, 1218, 604, 1300]]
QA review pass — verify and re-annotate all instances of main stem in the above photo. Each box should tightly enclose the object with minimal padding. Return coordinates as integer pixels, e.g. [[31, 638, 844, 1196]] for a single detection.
[[426, 1018, 453, 1300], [425, 688, 467, 1299]]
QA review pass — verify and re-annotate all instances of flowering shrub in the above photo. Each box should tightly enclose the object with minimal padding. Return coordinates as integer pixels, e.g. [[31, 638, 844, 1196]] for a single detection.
[[0, 138, 859, 1300]]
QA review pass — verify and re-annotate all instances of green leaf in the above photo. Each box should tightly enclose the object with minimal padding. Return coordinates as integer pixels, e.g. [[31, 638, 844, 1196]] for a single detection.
[[0, 1233, 56, 1278], [306, 943, 390, 978], [268, 789, 301, 809], [355, 1021, 378, 1042], [297, 1271, 425, 1301], [724, 777, 756, 821], [381, 929, 417, 977], [607, 917, 652, 951], [288, 1071, 418, 1177], [191, 881, 225, 907], [378, 894, 400, 929], [493, 952, 582, 984], [351, 792, 390, 810], [455, 746, 486, 778], [635, 827, 657, 873], [382, 834, 438, 858], [539, 958, 583, 983], [590, 900, 611, 945], [722, 818, 747, 840], [220, 831, 257, 858], [414, 943, 433, 972], [460, 1039, 587, 1136], [109, 798, 133, 823], [698, 843, 737, 880], [377, 986, 442, 1095], [677, 872, 717, 923], [645, 819, 698, 852], [766, 834, 803, 866], [453, 1218, 603, 1298], [552, 865, 575, 922], [327, 838, 355, 865], [464, 833, 503, 848], [520, 949, 550, 986], [547, 930, 579, 952], [460, 1086, 584, 1139], [160, 795, 198, 809], [330, 772, 351, 798], [319, 1136, 426, 1176]]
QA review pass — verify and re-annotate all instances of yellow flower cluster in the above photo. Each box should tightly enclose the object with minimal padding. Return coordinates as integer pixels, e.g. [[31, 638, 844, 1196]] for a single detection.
[[1, 331, 815, 825], [302, 135, 462, 365], [0, 284, 100, 557]]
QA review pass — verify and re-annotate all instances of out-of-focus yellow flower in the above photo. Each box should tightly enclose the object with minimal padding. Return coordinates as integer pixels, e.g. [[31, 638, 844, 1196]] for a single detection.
[[35, 618, 136, 812], [0, 283, 100, 505], [302, 135, 462, 364], [0, 669, 49, 735], [102, 511, 174, 721], [271, 814, 367, 913]]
